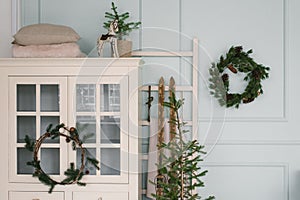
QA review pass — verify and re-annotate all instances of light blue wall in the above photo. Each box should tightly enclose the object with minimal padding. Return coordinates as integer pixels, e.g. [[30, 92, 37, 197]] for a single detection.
[[20, 0, 140, 55], [18, 0, 285, 118], [5, 0, 300, 199]]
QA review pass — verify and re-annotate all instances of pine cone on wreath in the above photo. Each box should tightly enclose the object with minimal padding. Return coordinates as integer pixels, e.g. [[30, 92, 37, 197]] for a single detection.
[[226, 93, 234, 101], [242, 97, 255, 104], [221, 73, 229, 82], [252, 69, 262, 80], [227, 64, 238, 73], [234, 46, 243, 54]]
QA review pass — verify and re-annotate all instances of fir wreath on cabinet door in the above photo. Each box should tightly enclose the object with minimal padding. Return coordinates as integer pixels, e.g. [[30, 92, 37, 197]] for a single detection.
[[24, 123, 100, 193]]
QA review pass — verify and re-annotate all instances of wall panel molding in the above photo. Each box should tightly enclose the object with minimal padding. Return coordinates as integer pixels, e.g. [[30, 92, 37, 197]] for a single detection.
[[201, 139, 300, 146], [202, 162, 289, 200], [180, 0, 288, 122]]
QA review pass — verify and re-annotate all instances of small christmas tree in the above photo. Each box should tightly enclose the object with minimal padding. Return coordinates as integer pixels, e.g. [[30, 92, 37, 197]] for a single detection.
[[103, 2, 141, 40], [152, 92, 215, 200]]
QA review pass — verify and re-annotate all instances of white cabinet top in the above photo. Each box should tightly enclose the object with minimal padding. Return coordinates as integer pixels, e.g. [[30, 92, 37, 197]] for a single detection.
[[0, 58, 142, 76], [0, 58, 142, 67]]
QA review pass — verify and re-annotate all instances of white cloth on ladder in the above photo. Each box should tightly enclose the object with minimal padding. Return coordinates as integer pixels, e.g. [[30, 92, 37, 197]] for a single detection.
[[146, 118, 170, 199]]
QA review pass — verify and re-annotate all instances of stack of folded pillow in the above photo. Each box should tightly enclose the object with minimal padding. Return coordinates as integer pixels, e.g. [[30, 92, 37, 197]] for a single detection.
[[12, 23, 85, 58]]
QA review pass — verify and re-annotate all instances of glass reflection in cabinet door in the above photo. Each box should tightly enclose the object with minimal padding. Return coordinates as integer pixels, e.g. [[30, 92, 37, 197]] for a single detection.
[[17, 84, 36, 111], [76, 116, 96, 143], [100, 84, 120, 112], [76, 84, 96, 112], [17, 116, 36, 143], [100, 116, 120, 144], [40, 85, 59, 112], [17, 148, 34, 174], [100, 148, 120, 175], [40, 148, 60, 175]]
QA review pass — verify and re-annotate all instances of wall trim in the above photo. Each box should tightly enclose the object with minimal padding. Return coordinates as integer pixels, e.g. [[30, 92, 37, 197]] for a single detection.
[[184, 0, 289, 123], [202, 162, 289, 200], [200, 139, 300, 146], [11, 0, 19, 35]]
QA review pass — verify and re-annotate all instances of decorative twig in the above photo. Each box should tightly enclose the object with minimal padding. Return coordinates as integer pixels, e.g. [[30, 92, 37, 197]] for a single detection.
[[145, 85, 154, 122]]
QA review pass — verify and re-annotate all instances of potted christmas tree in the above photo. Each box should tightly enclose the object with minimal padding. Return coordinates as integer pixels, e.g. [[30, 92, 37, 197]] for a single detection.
[[103, 2, 141, 57], [152, 92, 215, 200]]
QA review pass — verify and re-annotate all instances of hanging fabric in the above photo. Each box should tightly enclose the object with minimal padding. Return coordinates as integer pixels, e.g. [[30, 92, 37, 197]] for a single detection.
[[146, 118, 170, 199]]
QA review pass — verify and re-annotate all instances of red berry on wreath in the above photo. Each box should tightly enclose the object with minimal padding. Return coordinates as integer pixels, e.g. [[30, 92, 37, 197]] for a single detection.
[[85, 170, 90, 175], [66, 138, 71, 143], [70, 127, 76, 132]]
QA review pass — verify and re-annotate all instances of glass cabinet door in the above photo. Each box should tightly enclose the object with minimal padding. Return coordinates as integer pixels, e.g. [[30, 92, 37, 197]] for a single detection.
[[9, 77, 67, 182], [9, 76, 128, 184], [72, 76, 128, 183]]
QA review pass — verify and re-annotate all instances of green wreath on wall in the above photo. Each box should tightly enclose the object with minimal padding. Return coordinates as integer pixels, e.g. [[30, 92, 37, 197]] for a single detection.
[[209, 46, 270, 108]]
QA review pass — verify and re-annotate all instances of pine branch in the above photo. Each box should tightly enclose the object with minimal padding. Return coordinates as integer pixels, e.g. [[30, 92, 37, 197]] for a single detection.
[[103, 2, 141, 39], [24, 135, 35, 152], [151, 92, 214, 199], [87, 157, 100, 170]]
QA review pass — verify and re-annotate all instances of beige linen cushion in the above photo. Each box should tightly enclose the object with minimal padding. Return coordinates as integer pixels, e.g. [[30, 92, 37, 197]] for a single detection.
[[13, 24, 80, 45], [12, 43, 86, 58]]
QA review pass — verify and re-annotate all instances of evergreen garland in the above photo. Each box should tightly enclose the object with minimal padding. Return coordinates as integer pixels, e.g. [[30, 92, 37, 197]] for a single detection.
[[151, 92, 215, 200], [103, 2, 141, 39], [209, 46, 270, 108], [25, 124, 100, 193]]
